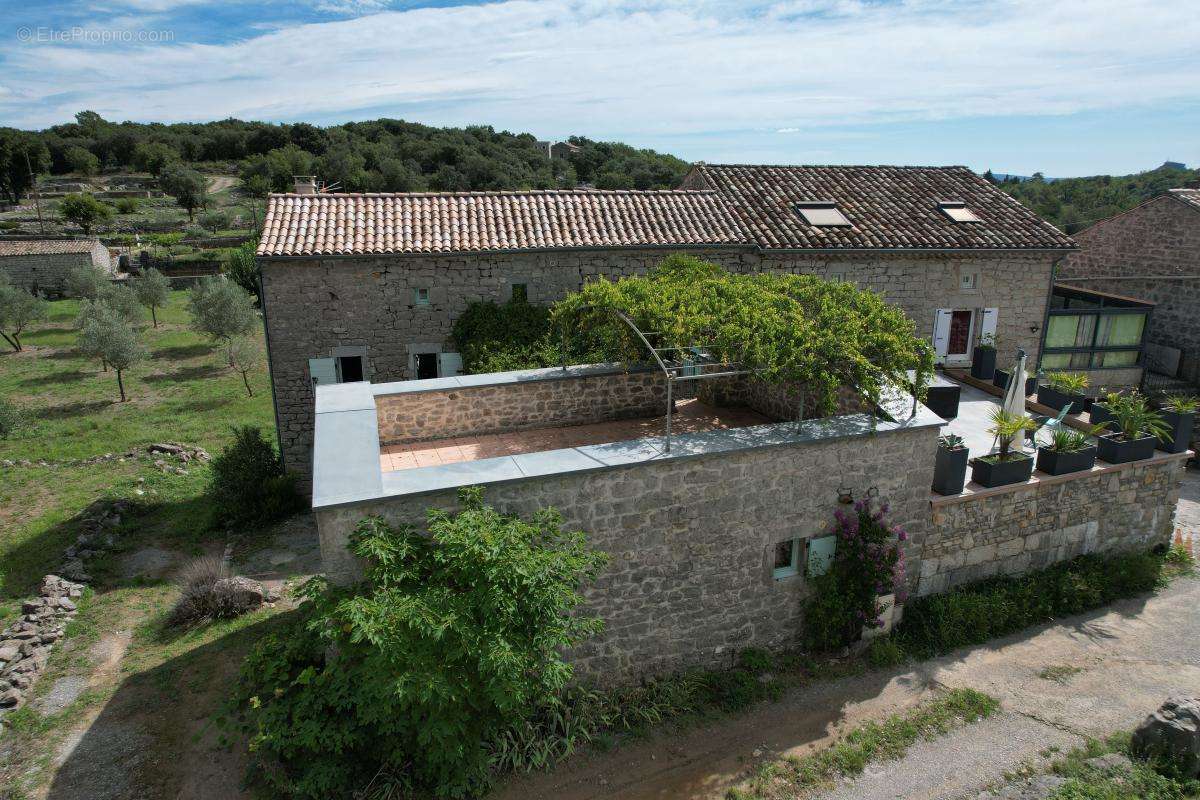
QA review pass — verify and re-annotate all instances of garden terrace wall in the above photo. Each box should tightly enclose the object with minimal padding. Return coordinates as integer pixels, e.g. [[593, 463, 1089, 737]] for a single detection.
[[375, 366, 667, 445], [698, 377, 868, 420], [312, 375, 944, 685], [920, 451, 1188, 595]]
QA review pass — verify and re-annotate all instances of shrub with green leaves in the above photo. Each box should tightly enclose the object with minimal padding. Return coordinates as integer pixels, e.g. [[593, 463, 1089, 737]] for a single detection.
[[1045, 371, 1089, 393], [0, 280, 48, 352], [64, 262, 111, 300], [451, 298, 559, 373], [0, 397, 23, 439], [188, 277, 257, 354], [131, 267, 171, 327], [896, 550, 1165, 658], [207, 425, 302, 529], [232, 488, 607, 799]]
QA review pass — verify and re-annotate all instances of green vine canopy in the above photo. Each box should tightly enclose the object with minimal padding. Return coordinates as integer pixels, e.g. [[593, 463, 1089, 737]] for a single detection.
[[553, 256, 933, 414]]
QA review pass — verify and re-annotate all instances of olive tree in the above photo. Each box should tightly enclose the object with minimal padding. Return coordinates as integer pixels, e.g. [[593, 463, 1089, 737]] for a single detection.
[[187, 277, 257, 360], [0, 280, 48, 352], [131, 267, 171, 327], [160, 165, 208, 221], [78, 312, 144, 401], [64, 262, 110, 300], [98, 283, 143, 325], [58, 192, 113, 234], [227, 335, 264, 396]]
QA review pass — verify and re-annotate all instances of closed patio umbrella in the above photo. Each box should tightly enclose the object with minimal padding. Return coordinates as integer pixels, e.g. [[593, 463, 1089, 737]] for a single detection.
[[1001, 348, 1028, 453]]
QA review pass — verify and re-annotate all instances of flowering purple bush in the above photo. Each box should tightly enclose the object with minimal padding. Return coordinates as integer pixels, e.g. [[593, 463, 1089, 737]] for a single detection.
[[802, 498, 908, 652]]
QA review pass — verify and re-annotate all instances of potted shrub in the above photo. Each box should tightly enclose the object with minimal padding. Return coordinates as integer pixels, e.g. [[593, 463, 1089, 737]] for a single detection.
[[1157, 395, 1197, 454], [993, 366, 1038, 397], [1037, 372, 1088, 413], [1089, 389, 1123, 430], [1036, 427, 1099, 476], [1096, 394, 1170, 464], [932, 434, 969, 495], [970, 333, 997, 381], [971, 409, 1036, 488]]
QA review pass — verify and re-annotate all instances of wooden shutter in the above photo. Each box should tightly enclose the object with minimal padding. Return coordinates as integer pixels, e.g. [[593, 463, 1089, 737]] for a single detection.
[[308, 357, 338, 387], [980, 307, 998, 346], [437, 352, 464, 377], [932, 309, 953, 361]]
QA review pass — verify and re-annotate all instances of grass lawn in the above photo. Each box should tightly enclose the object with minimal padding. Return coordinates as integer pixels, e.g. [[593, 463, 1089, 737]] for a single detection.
[[0, 289, 298, 800]]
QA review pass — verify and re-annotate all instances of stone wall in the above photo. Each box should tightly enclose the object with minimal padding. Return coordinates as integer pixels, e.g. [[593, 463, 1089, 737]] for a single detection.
[[698, 377, 867, 420], [0, 244, 112, 297], [262, 247, 1056, 482], [375, 368, 667, 444], [1059, 196, 1200, 381], [919, 453, 1187, 595], [315, 420, 939, 684]]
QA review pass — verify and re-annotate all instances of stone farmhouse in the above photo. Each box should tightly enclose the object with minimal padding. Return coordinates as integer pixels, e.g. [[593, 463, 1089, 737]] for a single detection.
[[256, 164, 1077, 482], [1058, 187, 1200, 388], [0, 238, 113, 297]]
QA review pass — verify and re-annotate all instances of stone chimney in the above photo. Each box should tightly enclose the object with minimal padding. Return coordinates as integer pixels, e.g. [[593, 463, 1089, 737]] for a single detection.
[[293, 176, 317, 195]]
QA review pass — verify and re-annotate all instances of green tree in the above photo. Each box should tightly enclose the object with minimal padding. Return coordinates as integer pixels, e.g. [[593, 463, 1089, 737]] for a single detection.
[[64, 262, 111, 300], [222, 240, 260, 302], [200, 210, 231, 234], [227, 335, 264, 396], [0, 280, 48, 351], [86, 316, 144, 401], [0, 128, 50, 204], [58, 192, 113, 234], [131, 267, 171, 327], [64, 146, 100, 176], [160, 165, 208, 221], [133, 141, 177, 176], [233, 487, 606, 799], [98, 283, 143, 325], [187, 277, 257, 356]]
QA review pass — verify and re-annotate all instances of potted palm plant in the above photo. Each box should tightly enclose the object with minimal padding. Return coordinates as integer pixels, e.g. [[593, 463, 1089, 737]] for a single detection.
[[1036, 427, 1099, 476], [1089, 389, 1123, 430], [1037, 372, 1088, 413], [1096, 394, 1170, 464], [970, 333, 997, 381], [1156, 395, 1197, 454], [971, 409, 1036, 487], [932, 433, 969, 495]]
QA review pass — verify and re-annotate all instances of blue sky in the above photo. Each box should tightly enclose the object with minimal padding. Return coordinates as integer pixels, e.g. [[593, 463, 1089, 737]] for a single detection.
[[2, 0, 1197, 177]]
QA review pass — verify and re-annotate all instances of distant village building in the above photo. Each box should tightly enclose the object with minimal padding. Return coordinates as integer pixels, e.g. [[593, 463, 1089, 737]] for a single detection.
[[534, 140, 580, 160], [256, 164, 1074, 482], [0, 238, 113, 297], [1058, 187, 1200, 386]]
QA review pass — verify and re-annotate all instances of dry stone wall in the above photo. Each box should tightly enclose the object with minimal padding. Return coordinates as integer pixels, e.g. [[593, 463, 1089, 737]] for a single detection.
[[376, 369, 667, 444], [920, 454, 1186, 595], [316, 421, 938, 684], [0, 246, 112, 297], [261, 247, 1056, 484], [1060, 196, 1200, 381]]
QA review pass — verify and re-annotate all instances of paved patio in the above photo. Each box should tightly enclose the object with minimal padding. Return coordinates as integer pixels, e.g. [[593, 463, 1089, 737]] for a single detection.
[[940, 382, 1043, 459], [380, 398, 772, 472]]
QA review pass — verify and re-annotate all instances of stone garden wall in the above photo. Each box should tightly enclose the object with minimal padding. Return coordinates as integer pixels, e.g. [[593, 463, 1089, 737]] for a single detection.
[[375, 367, 668, 445], [316, 418, 939, 685], [919, 452, 1188, 595]]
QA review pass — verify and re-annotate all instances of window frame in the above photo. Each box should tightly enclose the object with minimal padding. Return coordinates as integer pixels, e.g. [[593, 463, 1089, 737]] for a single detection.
[[938, 201, 982, 223], [511, 282, 529, 302], [1043, 291, 1151, 371], [793, 201, 852, 227], [772, 537, 803, 580], [413, 287, 431, 306]]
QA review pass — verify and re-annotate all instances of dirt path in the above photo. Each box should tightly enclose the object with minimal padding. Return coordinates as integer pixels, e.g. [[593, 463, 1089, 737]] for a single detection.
[[206, 176, 238, 194]]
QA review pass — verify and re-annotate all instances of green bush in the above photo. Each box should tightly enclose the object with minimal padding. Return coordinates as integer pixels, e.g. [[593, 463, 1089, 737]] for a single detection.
[[231, 488, 607, 799], [451, 298, 557, 373], [207, 426, 301, 529], [896, 550, 1165, 658], [865, 637, 905, 668], [115, 197, 139, 214]]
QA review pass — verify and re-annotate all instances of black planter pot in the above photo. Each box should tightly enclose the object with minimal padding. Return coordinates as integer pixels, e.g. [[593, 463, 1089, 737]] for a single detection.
[[1157, 409, 1196, 454], [1037, 385, 1087, 414], [1036, 445, 1097, 476], [932, 445, 970, 495], [993, 368, 1037, 397], [1089, 402, 1115, 432], [1097, 433, 1157, 464], [970, 347, 997, 380], [971, 453, 1035, 488]]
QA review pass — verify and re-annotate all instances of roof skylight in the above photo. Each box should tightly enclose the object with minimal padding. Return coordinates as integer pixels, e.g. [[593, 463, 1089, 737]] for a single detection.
[[938, 201, 981, 223], [793, 201, 852, 227]]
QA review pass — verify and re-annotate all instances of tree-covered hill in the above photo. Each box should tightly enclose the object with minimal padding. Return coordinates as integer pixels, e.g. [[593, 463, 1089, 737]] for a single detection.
[[987, 164, 1200, 234], [0, 111, 690, 203]]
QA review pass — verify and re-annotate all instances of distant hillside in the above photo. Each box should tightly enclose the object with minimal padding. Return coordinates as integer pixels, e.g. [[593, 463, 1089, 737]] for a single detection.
[[0, 111, 690, 203], [987, 165, 1200, 234]]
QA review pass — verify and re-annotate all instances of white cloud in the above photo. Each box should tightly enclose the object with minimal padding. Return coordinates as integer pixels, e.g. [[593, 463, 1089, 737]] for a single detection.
[[3, 0, 1198, 152]]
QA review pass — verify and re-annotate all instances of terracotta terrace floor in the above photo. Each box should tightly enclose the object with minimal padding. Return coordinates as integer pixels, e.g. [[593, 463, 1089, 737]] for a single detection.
[[380, 398, 772, 473]]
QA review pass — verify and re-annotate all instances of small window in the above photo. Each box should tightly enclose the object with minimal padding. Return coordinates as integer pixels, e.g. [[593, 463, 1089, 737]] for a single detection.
[[511, 283, 528, 302], [938, 201, 981, 223], [960, 271, 979, 290], [794, 201, 852, 227], [337, 355, 364, 383], [772, 538, 802, 580], [413, 287, 430, 306]]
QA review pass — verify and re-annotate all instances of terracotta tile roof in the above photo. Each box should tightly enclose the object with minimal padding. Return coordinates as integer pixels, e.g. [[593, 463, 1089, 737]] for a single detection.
[[257, 190, 748, 257], [0, 238, 103, 257], [687, 164, 1076, 251], [1168, 188, 1200, 212]]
